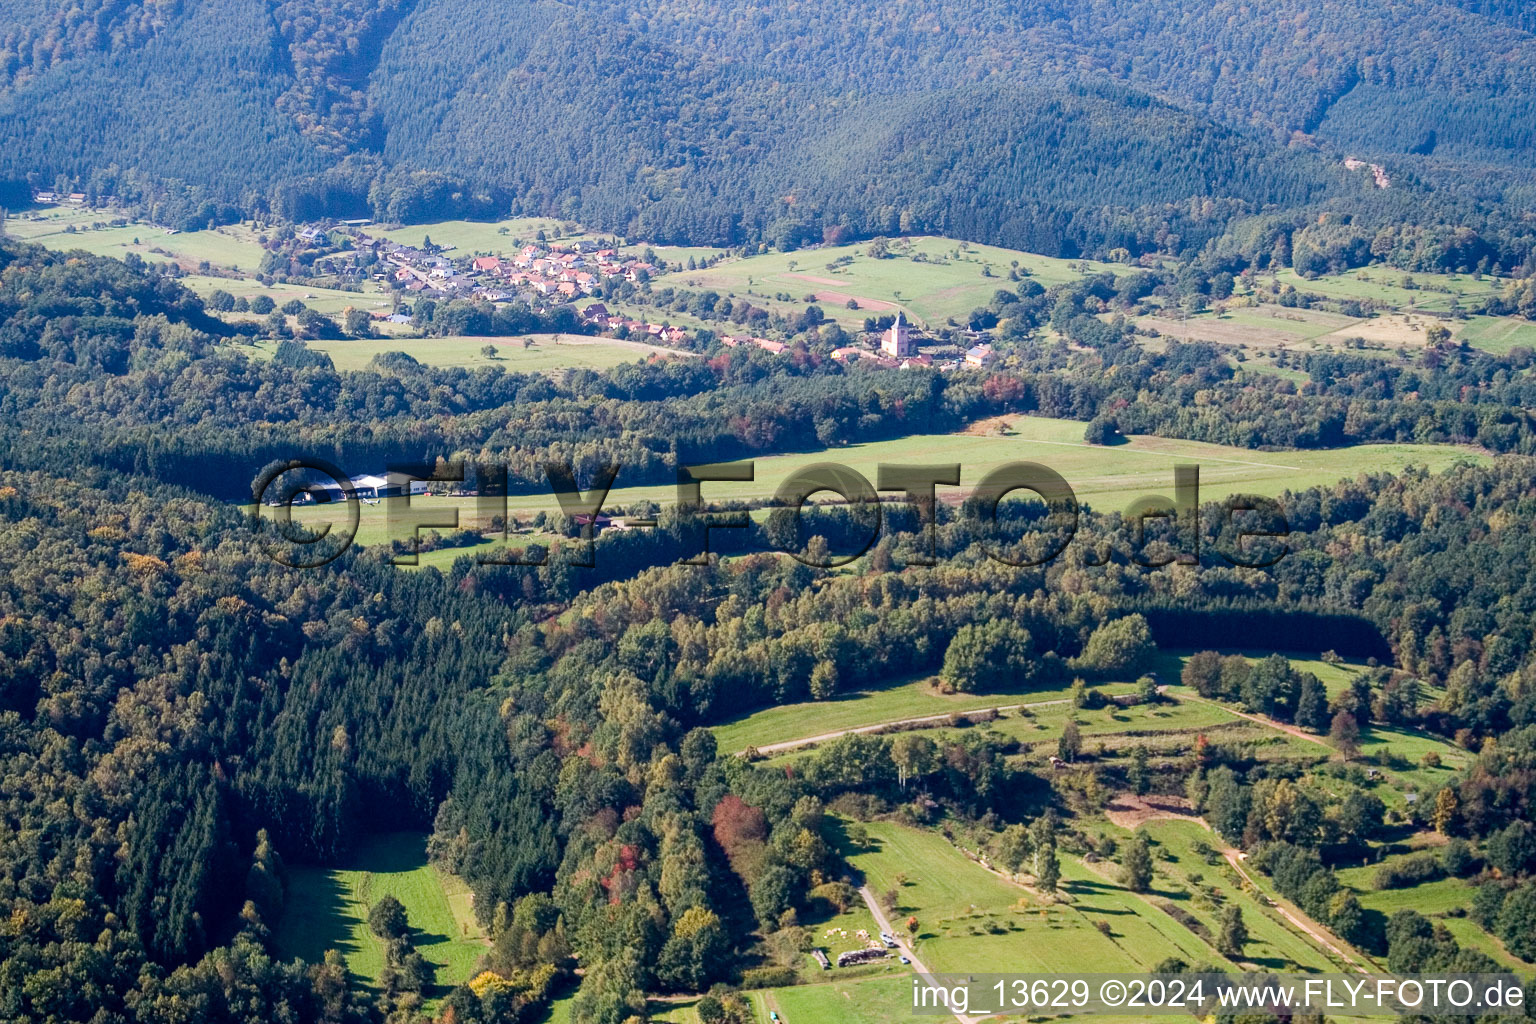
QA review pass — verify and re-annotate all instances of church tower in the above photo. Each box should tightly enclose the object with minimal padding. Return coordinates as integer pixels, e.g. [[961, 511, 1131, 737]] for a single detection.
[[881, 311, 915, 357]]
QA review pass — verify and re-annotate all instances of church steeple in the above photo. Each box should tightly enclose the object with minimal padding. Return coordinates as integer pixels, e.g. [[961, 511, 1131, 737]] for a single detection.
[[881, 310, 915, 357]]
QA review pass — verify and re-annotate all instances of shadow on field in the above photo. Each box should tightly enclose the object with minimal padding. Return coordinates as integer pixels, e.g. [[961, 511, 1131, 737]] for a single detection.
[[277, 868, 363, 965]]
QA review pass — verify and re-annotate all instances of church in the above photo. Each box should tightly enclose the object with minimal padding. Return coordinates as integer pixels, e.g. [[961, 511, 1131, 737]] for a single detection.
[[880, 311, 917, 357]]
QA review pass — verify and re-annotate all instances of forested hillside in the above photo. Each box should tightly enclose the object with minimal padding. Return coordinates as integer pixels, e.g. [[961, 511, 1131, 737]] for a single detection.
[[5, 0, 1536, 259]]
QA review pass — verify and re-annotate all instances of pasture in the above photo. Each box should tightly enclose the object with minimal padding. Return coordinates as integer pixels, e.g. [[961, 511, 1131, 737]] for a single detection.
[[1144, 306, 1452, 359], [256, 412, 1493, 570], [1157, 651, 1449, 706], [746, 975, 913, 1024], [1143, 305, 1362, 349], [987, 696, 1254, 754], [243, 332, 690, 373], [1456, 315, 1536, 355], [1138, 820, 1347, 972], [837, 818, 1170, 974], [1274, 268, 1503, 314], [374, 217, 594, 254], [9, 206, 268, 271], [709, 675, 1129, 754], [186, 275, 393, 318], [657, 235, 1112, 330], [1157, 652, 1470, 799], [477, 410, 1483, 516], [1335, 846, 1531, 971], [272, 832, 487, 995], [791, 694, 1322, 768]]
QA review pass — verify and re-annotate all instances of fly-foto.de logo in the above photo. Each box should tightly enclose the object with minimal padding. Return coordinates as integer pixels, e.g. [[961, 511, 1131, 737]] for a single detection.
[[249, 459, 1290, 570]]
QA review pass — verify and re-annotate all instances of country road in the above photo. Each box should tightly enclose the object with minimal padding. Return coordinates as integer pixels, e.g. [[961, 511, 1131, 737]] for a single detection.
[[1219, 848, 1370, 972], [858, 885, 981, 1024]]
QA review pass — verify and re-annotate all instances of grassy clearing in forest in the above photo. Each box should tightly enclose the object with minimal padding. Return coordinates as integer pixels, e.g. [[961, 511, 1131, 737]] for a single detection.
[[273, 833, 487, 996]]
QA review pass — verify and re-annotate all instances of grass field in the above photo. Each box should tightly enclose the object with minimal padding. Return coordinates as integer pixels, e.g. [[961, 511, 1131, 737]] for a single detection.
[[1139, 819, 1346, 972], [1335, 846, 1532, 971], [1144, 305, 1477, 363], [9, 207, 268, 271], [1456, 315, 1536, 355], [709, 675, 1135, 753], [273, 832, 488, 996], [534, 990, 577, 1024], [1155, 652, 1470, 801], [658, 235, 1113, 330], [989, 697, 1254, 754], [1144, 305, 1364, 351], [184, 275, 394, 318], [838, 819, 1179, 974], [743, 692, 1267, 768], [746, 974, 913, 1024], [508, 411, 1485, 515], [374, 217, 600, 254], [242, 332, 691, 374], [1156, 651, 1450, 707], [1275, 268, 1504, 314], [256, 412, 1493, 568]]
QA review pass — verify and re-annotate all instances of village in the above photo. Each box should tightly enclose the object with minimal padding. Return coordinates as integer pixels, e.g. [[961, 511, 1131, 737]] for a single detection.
[[287, 221, 998, 369], [15, 190, 1006, 370]]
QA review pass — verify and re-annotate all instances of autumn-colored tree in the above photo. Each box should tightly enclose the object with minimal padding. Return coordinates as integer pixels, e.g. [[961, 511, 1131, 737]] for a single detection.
[[1330, 710, 1361, 758], [1432, 787, 1459, 835], [712, 795, 768, 881]]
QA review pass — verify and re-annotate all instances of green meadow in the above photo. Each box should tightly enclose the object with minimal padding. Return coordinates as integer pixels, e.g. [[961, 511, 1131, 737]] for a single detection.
[[1274, 268, 1504, 313], [658, 235, 1113, 330], [708, 675, 1127, 754], [273, 832, 487, 996], [1137, 819, 1348, 972], [257, 413, 1492, 571], [746, 974, 913, 1024], [1156, 651, 1450, 706], [837, 818, 1174, 974], [1335, 847, 1531, 971], [735, 689, 1263, 769], [1456, 315, 1536, 355], [1156, 652, 1471, 801], [242, 331, 689, 374], [471, 411, 1485, 516], [374, 217, 594, 254], [187, 275, 393, 318], [9, 207, 268, 271]]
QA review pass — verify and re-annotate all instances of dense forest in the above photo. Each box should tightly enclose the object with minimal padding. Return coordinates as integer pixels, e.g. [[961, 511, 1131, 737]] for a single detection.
[[6, 0, 1536, 267]]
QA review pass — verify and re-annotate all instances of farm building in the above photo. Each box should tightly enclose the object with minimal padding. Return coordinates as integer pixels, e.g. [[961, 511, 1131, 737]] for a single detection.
[[965, 343, 995, 366]]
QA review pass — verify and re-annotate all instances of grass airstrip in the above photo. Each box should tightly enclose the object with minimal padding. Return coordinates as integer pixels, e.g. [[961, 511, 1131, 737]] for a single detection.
[[255, 412, 1491, 566]]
